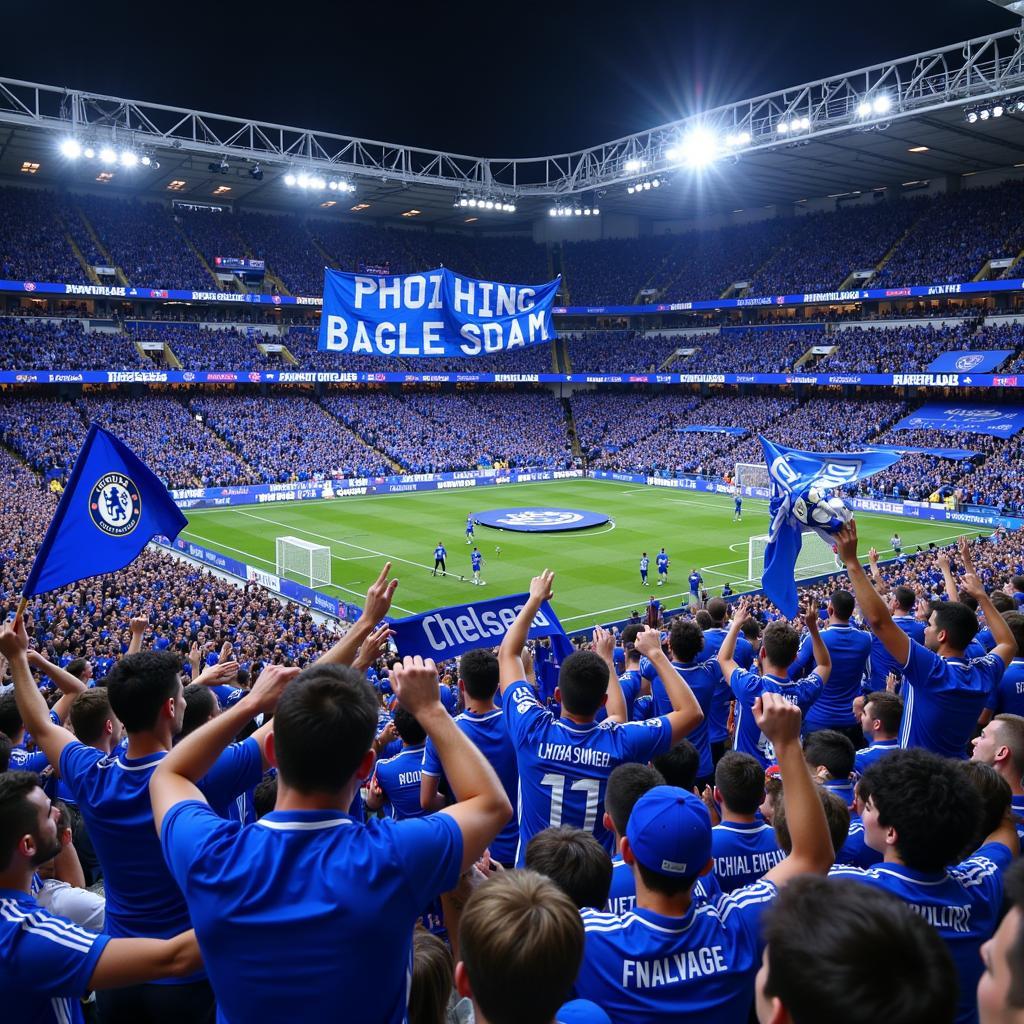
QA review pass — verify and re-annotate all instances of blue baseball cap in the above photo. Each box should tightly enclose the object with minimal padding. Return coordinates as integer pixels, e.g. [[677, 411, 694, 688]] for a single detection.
[[625, 785, 711, 877]]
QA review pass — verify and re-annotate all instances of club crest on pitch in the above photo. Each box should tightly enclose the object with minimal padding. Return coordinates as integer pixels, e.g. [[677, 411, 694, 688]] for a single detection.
[[89, 472, 142, 536]]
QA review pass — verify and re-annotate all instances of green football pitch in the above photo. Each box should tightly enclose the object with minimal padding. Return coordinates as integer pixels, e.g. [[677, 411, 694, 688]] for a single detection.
[[181, 479, 987, 627]]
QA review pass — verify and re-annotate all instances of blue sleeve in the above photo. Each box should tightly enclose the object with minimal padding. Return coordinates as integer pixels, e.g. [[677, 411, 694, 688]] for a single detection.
[[421, 737, 442, 778], [788, 634, 814, 681], [503, 680, 550, 750], [715, 880, 778, 955], [617, 716, 674, 763], [161, 799, 243, 887], [58, 741, 104, 800], [901, 639, 945, 689], [974, 654, 1006, 699], [730, 667, 763, 705], [798, 673, 824, 706], [638, 655, 657, 682], [735, 637, 756, 671], [197, 738, 263, 811], [8, 747, 50, 773], [8, 906, 111, 996], [393, 813, 464, 909]]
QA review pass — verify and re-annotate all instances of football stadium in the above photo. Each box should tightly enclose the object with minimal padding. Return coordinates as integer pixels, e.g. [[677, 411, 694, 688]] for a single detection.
[[5, 3, 1024, 1022]]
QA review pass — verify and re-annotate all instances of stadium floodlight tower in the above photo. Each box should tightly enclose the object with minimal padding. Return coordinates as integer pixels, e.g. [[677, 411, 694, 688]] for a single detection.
[[276, 536, 331, 588]]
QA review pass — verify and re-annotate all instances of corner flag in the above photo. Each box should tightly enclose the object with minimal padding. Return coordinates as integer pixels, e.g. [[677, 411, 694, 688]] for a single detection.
[[22, 423, 188, 599]]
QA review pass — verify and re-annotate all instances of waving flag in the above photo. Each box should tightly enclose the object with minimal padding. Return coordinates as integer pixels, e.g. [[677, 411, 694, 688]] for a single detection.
[[22, 424, 188, 598], [757, 437, 901, 617]]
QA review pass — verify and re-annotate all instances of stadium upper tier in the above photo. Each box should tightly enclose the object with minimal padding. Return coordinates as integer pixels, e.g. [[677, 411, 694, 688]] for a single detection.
[[3, 178, 1024, 304], [2, 316, 1022, 374], [1, 390, 1022, 514]]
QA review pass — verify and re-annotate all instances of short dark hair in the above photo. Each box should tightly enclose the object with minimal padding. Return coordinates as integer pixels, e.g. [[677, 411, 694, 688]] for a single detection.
[[393, 707, 427, 746], [930, 601, 979, 652], [180, 684, 218, 739], [762, 621, 800, 667], [0, 771, 40, 871], [829, 590, 855, 621], [66, 658, 90, 681], [668, 619, 704, 663], [714, 752, 765, 815], [605, 763, 665, 836], [803, 730, 856, 780], [1004, 612, 1024, 655], [861, 749, 979, 872], [774, 786, 849, 857], [620, 624, 643, 648], [253, 775, 278, 819], [1011, 574, 1024, 595], [762, 876, 956, 1024], [272, 664, 378, 793], [459, 871, 584, 1024], [0, 734, 11, 773], [557, 651, 610, 717], [706, 598, 727, 625], [0, 693, 23, 741], [863, 692, 902, 736], [104, 651, 181, 733], [69, 689, 114, 746], [740, 617, 761, 644], [960, 761, 1012, 854], [893, 586, 916, 613], [652, 740, 700, 791], [525, 826, 612, 909], [458, 649, 499, 701], [991, 591, 1015, 614]]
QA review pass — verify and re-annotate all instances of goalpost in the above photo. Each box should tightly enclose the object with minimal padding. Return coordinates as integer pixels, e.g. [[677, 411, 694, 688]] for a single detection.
[[276, 536, 331, 588], [734, 462, 769, 491], [747, 530, 843, 585]]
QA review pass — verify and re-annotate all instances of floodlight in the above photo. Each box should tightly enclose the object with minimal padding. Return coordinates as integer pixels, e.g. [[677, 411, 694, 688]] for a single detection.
[[485, 200, 495, 209], [627, 185, 636, 194], [141, 155, 152, 166], [980, 108, 991, 120], [459, 197, 469, 207], [994, 104, 1005, 118], [249, 163, 262, 179], [99, 147, 117, 165], [966, 110, 978, 124], [284, 173, 297, 186], [735, 130, 750, 145], [574, 207, 582, 216], [83, 146, 96, 159], [651, 178, 660, 188], [328, 180, 338, 190], [777, 120, 790, 134], [549, 207, 557, 216], [59, 138, 82, 159], [856, 101, 872, 118], [468, 198, 478, 206], [665, 146, 680, 162], [795, 117, 810, 130], [508, 203, 516, 212], [624, 158, 644, 172], [642, 181, 652, 190], [120, 151, 138, 167], [296, 173, 309, 187], [679, 126, 719, 168], [592, 206, 600, 215], [872, 94, 891, 114], [583, 207, 591, 215]]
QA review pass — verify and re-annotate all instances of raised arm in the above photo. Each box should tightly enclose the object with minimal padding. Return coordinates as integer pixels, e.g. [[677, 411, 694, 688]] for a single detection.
[[635, 626, 703, 743], [593, 625, 626, 723], [937, 548, 959, 604], [126, 616, 149, 657], [89, 930, 203, 989], [802, 604, 832, 686], [761, 693, 834, 884], [867, 547, 889, 595], [836, 521, 910, 666], [149, 664, 299, 832], [391, 657, 511, 871], [717, 599, 751, 680], [318, 563, 398, 667], [26, 649, 86, 723], [498, 570, 554, 694], [959, 554, 1017, 669], [0, 620, 76, 769]]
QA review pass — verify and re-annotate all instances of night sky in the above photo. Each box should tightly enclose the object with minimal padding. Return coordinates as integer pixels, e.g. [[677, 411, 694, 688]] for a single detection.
[[9, 1, 1017, 154]]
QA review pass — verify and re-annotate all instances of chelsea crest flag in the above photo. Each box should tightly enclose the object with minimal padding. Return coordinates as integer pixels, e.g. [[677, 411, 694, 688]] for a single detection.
[[22, 423, 188, 598]]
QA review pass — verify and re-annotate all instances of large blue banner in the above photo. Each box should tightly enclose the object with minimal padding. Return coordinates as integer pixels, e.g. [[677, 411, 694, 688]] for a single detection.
[[317, 267, 560, 358], [891, 404, 1024, 437], [926, 351, 1014, 373]]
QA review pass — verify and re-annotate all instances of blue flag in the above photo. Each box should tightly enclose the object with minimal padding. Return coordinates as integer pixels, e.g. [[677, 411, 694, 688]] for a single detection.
[[23, 424, 188, 598], [390, 592, 570, 661], [757, 437, 901, 618]]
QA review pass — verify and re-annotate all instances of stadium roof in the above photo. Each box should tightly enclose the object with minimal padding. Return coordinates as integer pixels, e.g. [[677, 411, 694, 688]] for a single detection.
[[3, 28, 1024, 227]]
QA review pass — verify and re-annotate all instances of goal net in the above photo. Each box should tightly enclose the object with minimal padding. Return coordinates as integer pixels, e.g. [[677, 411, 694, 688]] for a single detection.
[[275, 536, 331, 588], [747, 530, 843, 586], [734, 463, 769, 491]]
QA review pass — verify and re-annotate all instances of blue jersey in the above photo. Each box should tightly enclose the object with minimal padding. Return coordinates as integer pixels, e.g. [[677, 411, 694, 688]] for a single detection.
[[790, 623, 871, 730], [729, 669, 823, 769], [640, 557, 649, 575], [503, 679, 674, 862], [373, 744, 429, 820], [606, 856, 721, 916], [8, 746, 49, 773], [434, 545, 447, 560], [689, 572, 702, 594], [577, 881, 778, 1024], [656, 553, 669, 573], [699, 629, 755, 745], [853, 739, 900, 776], [466, 519, 474, 534], [471, 551, 482, 571], [835, 813, 883, 869], [651, 660, 721, 779], [595, 669, 643, 725], [831, 843, 1012, 1024], [899, 642, 1003, 758], [985, 658, 1024, 715], [59, 739, 260, 954], [711, 821, 784, 892], [0, 889, 111, 1024], [866, 615, 926, 692], [422, 708, 519, 864], [160, 803, 463, 1024], [734, 497, 742, 510], [1013, 795, 1024, 844]]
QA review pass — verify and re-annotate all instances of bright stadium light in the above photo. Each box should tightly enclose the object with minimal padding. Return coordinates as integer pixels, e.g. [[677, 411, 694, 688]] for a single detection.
[[664, 145, 680, 162], [99, 147, 117, 165], [507, 203, 516, 212], [328, 180, 338, 190], [120, 151, 138, 167], [459, 197, 469, 207], [651, 178, 661, 188], [679, 126, 719, 168], [993, 103, 1005, 118], [794, 116, 810, 130], [980, 107, 991, 120], [574, 207, 582, 216], [624, 158, 645, 172], [485, 200, 495, 209], [83, 146, 96, 159], [284, 173, 297, 186], [872, 94, 891, 114], [856, 100, 872, 118], [626, 184, 636, 194], [725, 131, 750, 147], [549, 207, 557, 216], [777, 120, 790, 134], [59, 138, 82, 159], [583, 207, 591, 215], [642, 181, 652, 190], [141, 155, 152, 166]]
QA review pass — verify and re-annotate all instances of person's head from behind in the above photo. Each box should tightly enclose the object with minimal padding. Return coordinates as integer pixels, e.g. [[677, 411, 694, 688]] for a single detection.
[[0, 734, 11, 774], [66, 657, 91, 683], [253, 775, 278, 819], [757, 876, 955, 1024], [828, 590, 855, 623], [1012, 575, 1024, 597], [741, 616, 762, 646], [973, 714, 1024, 783], [69, 689, 121, 749], [393, 707, 427, 747], [668, 619, 704, 664], [525, 826, 612, 910], [860, 691, 902, 741], [715, 752, 765, 816], [960, 762, 1012, 856], [694, 610, 714, 631], [458, 649, 499, 702], [1004, 613, 1024, 660], [269, 663, 378, 796], [706, 597, 728, 626], [180, 683, 219, 739], [0, 693, 24, 744], [761, 622, 800, 672], [803, 730, 856, 783], [991, 592, 1016, 616], [556, 651, 610, 718], [604, 762, 666, 840], [456, 871, 584, 1024], [892, 586, 916, 615], [104, 650, 183, 736], [410, 927, 454, 1024], [773, 785, 849, 858], [924, 601, 979, 655], [652, 740, 699, 791], [979, 858, 1024, 1024], [620, 785, 712, 899], [0, 771, 61, 873], [859, 749, 979, 872]]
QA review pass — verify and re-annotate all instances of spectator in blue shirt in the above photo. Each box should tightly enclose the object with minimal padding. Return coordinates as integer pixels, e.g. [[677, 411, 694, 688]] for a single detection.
[[972, 713, 1024, 841], [853, 690, 902, 776]]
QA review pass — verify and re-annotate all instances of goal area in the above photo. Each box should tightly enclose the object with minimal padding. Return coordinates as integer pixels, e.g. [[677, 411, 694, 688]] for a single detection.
[[747, 530, 843, 585], [734, 462, 769, 490], [275, 536, 331, 588]]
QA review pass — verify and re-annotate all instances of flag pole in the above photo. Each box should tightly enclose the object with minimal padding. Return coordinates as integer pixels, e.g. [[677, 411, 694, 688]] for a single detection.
[[13, 596, 27, 625]]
